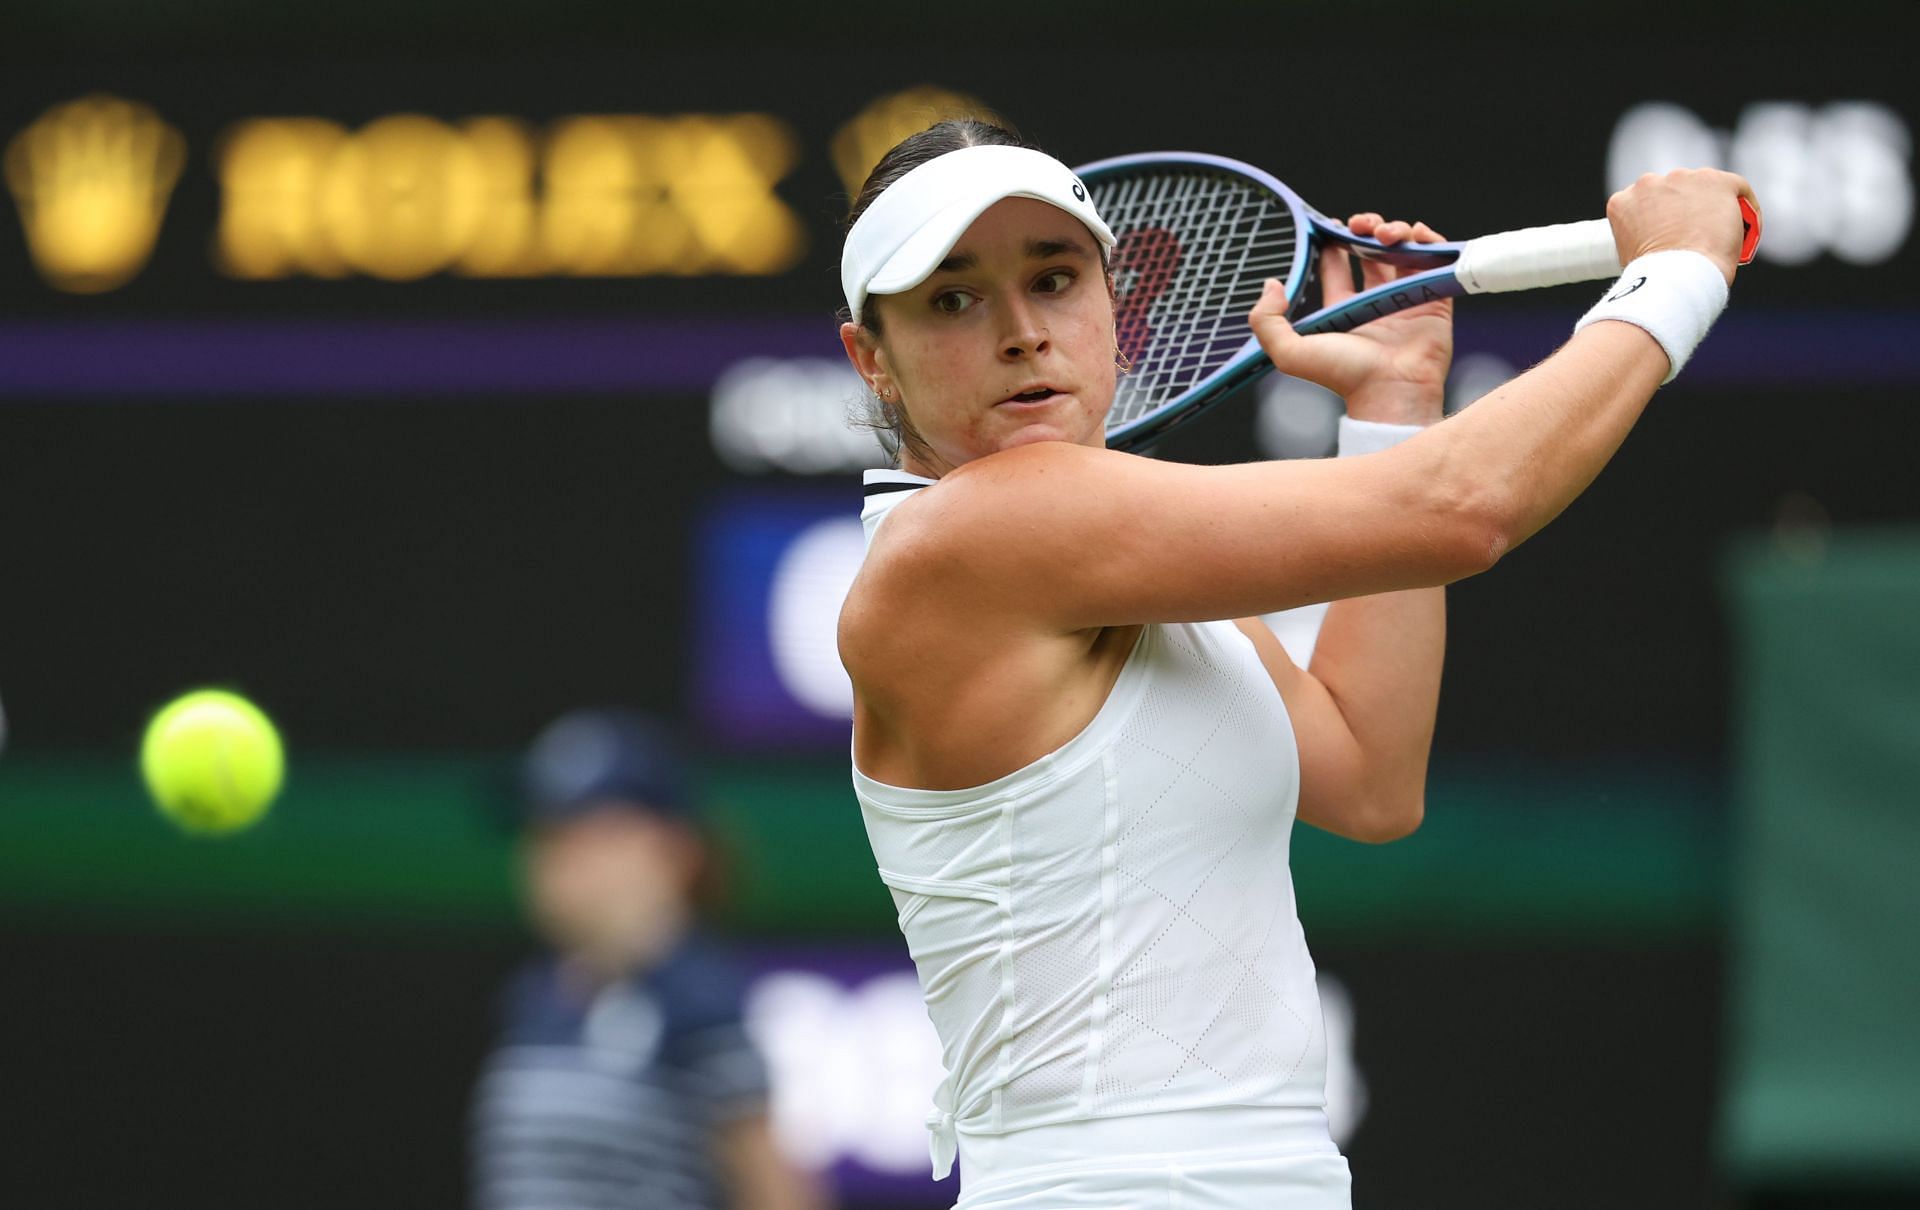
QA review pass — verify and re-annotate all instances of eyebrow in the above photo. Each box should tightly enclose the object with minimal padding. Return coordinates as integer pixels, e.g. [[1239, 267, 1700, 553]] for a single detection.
[[933, 236, 1095, 274]]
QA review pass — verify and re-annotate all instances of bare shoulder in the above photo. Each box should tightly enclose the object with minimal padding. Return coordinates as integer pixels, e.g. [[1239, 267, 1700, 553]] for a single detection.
[[836, 510, 922, 688], [941, 439, 1124, 490], [900, 443, 1173, 571], [834, 479, 970, 695], [912, 442, 1134, 533], [837, 446, 1109, 688], [847, 444, 1126, 598]]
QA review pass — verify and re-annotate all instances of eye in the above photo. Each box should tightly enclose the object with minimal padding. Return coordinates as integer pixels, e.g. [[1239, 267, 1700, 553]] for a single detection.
[[1035, 269, 1077, 294], [932, 290, 976, 315]]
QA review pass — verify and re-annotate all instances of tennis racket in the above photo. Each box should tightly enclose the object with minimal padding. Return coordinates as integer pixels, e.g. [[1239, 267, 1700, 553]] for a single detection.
[[1076, 151, 1761, 451]]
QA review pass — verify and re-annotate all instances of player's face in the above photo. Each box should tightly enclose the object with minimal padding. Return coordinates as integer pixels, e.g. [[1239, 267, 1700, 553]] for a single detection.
[[842, 198, 1118, 476], [524, 807, 699, 975]]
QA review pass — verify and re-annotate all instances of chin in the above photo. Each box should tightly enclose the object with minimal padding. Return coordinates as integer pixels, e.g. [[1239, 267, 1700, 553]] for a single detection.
[[987, 423, 1112, 458], [989, 406, 1105, 454], [996, 424, 1077, 451]]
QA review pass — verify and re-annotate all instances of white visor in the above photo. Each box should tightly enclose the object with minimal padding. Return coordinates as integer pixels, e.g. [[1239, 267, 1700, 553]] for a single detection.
[[841, 144, 1115, 325]]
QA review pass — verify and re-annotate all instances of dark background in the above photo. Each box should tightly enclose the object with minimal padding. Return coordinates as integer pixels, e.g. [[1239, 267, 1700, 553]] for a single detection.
[[2, 3, 1916, 1208], [2, 928, 1725, 1209], [8, 382, 1917, 755]]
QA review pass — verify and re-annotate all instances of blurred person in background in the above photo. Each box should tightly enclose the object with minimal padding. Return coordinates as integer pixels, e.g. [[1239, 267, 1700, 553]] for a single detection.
[[469, 708, 826, 1210]]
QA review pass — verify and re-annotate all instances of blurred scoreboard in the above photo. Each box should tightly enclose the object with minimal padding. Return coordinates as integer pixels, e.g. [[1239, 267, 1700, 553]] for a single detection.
[[694, 489, 866, 748], [11, 94, 1908, 297], [3, 40, 1917, 314], [3, 31, 1918, 756]]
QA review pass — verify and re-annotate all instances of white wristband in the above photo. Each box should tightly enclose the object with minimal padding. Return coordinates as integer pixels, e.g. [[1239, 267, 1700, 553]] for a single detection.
[[1337, 416, 1425, 456], [1573, 250, 1729, 385]]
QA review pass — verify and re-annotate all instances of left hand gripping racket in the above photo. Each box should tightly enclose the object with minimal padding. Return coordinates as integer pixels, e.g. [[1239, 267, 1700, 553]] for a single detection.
[[1078, 151, 1760, 451]]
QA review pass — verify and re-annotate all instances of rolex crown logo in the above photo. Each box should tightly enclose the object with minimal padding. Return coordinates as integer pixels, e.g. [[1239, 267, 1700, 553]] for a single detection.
[[5, 94, 187, 294]]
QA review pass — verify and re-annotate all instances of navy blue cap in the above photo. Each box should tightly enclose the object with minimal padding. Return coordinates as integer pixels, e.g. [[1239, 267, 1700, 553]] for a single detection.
[[519, 708, 692, 824]]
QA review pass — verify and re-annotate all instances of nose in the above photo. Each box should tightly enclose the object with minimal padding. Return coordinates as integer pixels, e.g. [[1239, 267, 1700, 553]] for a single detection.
[[998, 294, 1049, 361]]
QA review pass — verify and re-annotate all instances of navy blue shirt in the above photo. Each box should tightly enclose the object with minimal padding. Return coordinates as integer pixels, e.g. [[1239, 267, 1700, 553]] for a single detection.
[[470, 935, 772, 1210]]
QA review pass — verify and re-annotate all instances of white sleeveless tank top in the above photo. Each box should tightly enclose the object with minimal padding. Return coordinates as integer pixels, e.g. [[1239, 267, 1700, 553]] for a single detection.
[[852, 470, 1333, 1185]]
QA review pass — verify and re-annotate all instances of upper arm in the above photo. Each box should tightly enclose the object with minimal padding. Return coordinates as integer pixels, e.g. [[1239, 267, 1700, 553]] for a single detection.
[[902, 439, 1501, 631], [1233, 617, 1420, 844]]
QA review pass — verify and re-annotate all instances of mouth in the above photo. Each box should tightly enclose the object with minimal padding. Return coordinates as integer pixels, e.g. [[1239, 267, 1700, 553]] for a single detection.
[[998, 385, 1064, 406]]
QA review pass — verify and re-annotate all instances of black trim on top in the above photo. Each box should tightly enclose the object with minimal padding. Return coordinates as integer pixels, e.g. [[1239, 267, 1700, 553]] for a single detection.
[[863, 481, 928, 497]]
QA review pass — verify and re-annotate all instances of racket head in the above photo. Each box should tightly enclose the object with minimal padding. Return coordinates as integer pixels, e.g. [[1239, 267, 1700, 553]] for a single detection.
[[1077, 152, 1314, 451]]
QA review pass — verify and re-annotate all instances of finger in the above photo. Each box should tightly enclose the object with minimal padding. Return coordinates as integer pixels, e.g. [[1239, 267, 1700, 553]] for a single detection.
[[1354, 219, 1412, 288], [1346, 212, 1383, 236], [1320, 245, 1356, 304], [1248, 276, 1297, 343], [1362, 220, 1447, 285], [1248, 278, 1344, 382], [1360, 252, 1401, 290], [1717, 169, 1757, 206]]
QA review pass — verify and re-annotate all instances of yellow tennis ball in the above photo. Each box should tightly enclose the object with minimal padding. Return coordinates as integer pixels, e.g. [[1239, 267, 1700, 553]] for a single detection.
[[139, 689, 284, 835]]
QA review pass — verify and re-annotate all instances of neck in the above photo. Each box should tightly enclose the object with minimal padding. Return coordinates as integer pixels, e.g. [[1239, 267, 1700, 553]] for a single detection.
[[899, 447, 953, 479]]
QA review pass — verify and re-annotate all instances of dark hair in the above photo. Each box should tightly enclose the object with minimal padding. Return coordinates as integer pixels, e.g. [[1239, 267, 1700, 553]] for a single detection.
[[843, 119, 1038, 466]]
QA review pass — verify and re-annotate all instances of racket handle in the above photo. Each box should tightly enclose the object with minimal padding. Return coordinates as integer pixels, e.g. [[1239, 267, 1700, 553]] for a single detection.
[[1453, 219, 1621, 294], [1457, 200, 1762, 293]]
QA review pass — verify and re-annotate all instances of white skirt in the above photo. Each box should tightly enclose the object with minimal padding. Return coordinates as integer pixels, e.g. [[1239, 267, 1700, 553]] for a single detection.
[[952, 1105, 1351, 1210]]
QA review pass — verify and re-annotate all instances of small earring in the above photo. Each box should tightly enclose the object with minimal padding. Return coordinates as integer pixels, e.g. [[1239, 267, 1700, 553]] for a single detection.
[[1113, 347, 1133, 376]]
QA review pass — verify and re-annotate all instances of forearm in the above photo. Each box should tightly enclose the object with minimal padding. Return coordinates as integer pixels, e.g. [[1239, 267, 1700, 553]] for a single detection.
[[1299, 321, 1663, 833], [1288, 413, 1444, 840], [1291, 328, 1657, 842], [1308, 582, 1444, 832], [1410, 321, 1668, 554]]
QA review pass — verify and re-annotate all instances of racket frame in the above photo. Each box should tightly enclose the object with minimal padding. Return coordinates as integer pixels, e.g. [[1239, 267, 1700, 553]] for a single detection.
[[1077, 151, 1483, 451]]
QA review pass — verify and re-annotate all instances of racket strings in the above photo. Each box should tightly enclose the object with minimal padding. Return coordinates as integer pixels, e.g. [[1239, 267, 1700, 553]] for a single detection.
[[1092, 169, 1299, 428]]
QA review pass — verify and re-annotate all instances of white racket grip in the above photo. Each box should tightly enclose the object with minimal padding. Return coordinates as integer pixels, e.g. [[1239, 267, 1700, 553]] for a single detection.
[[1452, 218, 1621, 294]]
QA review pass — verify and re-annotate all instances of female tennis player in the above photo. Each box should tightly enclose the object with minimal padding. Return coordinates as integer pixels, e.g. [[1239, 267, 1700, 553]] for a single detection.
[[837, 120, 1752, 1209]]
